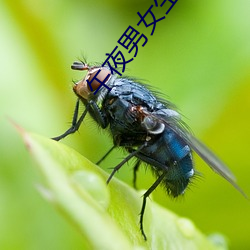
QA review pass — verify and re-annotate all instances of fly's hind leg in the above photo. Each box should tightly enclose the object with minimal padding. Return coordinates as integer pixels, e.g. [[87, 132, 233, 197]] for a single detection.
[[140, 172, 166, 240]]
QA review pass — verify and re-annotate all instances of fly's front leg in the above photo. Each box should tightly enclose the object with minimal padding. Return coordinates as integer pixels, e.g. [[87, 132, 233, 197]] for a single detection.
[[52, 98, 108, 141], [89, 100, 107, 129], [52, 99, 88, 141]]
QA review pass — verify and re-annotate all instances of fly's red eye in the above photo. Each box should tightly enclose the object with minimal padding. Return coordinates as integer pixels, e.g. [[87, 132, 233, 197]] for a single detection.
[[86, 68, 111, 91]]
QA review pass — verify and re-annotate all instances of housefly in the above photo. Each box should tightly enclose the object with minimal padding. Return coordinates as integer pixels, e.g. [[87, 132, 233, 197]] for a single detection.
[[52, 61, 246, 240]]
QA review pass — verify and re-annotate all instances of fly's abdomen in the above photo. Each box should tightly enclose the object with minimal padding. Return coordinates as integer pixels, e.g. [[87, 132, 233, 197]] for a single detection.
[[164, 153, 193, 197], [163, 129, 194, 196], [137, 128, 194, 197]]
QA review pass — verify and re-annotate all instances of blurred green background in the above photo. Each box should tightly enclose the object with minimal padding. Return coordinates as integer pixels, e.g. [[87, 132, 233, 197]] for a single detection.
[[0, 0, 249, 249]]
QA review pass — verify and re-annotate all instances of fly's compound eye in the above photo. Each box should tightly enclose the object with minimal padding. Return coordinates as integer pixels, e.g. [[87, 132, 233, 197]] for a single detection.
[[86, 67, 111, 92], [72, 61, 112, 100], [142, 116, 165, 134]]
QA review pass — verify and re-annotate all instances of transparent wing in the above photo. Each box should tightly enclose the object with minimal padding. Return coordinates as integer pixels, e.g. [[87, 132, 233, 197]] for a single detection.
[[171, 122, 247, 198], [148, 110, 247, 198]]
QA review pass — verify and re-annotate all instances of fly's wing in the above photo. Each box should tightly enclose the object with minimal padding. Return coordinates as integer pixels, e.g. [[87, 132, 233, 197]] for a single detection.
[[150, 109, 247, 198], [182, 132, 248, 197]]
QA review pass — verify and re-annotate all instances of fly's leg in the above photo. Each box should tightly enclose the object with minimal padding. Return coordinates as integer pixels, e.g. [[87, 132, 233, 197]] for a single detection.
[[140, 172, 166, 240], [107, 143, 146, 184], [96, 145, 116, 165], [52, 99, 108, 141], [133, 160, 141, 189], [89, 100, 107, 129], [52, 99, 89, 141]]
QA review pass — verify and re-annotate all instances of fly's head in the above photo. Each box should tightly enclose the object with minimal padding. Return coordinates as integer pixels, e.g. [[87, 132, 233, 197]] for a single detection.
[[71, 61, 112, 101]]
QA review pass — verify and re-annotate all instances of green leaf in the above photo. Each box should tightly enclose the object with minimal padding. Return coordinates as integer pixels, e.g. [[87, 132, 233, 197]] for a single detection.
[[19, 128, 226, 250]]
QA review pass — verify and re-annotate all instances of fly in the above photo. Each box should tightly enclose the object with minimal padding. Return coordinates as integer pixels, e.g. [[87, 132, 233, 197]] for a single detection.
[[52, 61, 247, 240]]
